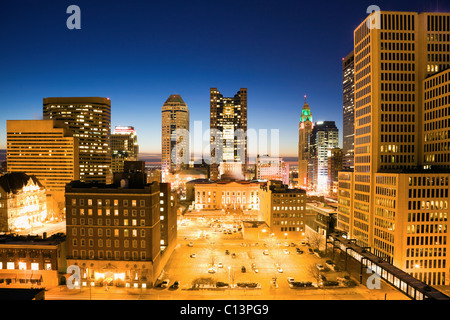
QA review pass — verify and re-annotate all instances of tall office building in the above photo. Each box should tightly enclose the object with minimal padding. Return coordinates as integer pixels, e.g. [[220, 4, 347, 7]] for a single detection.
[[6, 120, 79, 215], [342, 51, 355, 170], [337, 11, 450, 286], [43, 97, 112, 184], [161, 95, 190, 175], [308, 121, 339, 192], [210, 88, 247, 180], [327, 147, 343, 194], [298, 97, 313, 188], [111, 126, 139, 174]]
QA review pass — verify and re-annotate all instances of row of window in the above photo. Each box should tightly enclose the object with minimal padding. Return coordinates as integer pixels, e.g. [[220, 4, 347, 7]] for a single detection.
[[72, 238, 147, 249], [72, 208, 148, 216], [71, 218, 148, 226], [70, 198, 148, 207], [406, 235, 447, 246], [71, 228, 145, 238], [72, 250, 146, 261], [0, 262, 52, 270]]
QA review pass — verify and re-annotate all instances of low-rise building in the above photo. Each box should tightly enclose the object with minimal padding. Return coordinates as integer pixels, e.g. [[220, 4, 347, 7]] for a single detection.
[[259, 181, 307, 240], [0, 173, 47, 233], [0, 233, 66, 289], [193, 180, 262, 211]]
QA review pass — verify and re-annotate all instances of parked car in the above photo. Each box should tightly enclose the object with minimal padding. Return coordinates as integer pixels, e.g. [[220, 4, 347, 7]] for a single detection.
[[161, 279, 170, 288], [316, 263, 325, 271], [263, 250, 269, 255], [284, 242, 290, 247], [171, 281, 179, 289], [287, 277, 295, 284], [208, 267, 217, 274], [325, 260, 335, 270], [217, 262, 223, 268], [277, 266, 283, 273], [283, 249, 290, 255], [308, 248, 314, 254], [190, 253, 196, 258], [251, 263, 259, 273], [188, 242, 194, 247], [232, 253, 237, 258], [225, 249, 230, 255], [241, 266, 247, 273]]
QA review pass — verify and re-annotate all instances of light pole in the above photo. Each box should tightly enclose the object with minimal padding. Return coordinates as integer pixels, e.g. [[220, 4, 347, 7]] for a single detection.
[[228, 266, 231, 294]]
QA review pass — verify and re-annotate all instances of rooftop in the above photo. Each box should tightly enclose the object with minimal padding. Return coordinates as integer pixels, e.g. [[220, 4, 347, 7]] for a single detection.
[[0, 233, 66, 246]]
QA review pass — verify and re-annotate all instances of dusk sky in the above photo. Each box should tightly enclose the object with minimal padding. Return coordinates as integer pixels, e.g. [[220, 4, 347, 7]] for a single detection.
[[0, 0, 446, 161]]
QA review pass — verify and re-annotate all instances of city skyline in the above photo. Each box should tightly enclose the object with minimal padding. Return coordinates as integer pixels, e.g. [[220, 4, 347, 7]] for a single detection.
[[1, 0, 447, 160], [1, 1, 450, 304]]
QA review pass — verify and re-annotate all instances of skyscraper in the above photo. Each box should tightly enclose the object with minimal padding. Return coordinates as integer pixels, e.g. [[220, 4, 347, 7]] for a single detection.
[[342, 51, 355, 170], [309, 121, 339, 191], [161, 95, 190, 175], [298, 97, 313, 188], [337, 11, 450, 285], [210, 88, 247, 180], [43, 97, 112, 184], [111, 126, 139, 174], [7, 119, 79, 215]]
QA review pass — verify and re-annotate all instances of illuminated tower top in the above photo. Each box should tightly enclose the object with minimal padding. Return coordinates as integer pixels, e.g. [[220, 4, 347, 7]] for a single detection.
[[300, 95, 313, 124]]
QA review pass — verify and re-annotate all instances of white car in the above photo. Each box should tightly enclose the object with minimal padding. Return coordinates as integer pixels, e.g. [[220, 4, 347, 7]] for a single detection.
[[161, 279, 170, 288], [188, 242, 194, 247], [283, 249, 290, 255], [190, 253, 197, 258], [208, 267, 217, 274], [217, 262, 223, 268], [287, 277, 295, 284], [316, 263, 325, 271], [263, 250, 269, 255], [277, 267, 283, 273], [284, 242, 290, 247]]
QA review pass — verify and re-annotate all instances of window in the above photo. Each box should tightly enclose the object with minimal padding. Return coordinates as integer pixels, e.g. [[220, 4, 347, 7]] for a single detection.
[[45, 263, 52, 271], [123, 200, 128, 207], [31, 263, 39, 271], [18, 262, 26, 270], [140, 200, 145, 207]]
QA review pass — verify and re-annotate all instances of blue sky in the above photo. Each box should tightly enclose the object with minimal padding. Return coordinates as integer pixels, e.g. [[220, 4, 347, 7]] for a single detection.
[[0, 0, 446, 160]]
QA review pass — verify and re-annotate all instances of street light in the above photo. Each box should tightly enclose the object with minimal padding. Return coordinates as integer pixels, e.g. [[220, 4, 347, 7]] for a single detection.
[[228, 266, 231, 293]]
